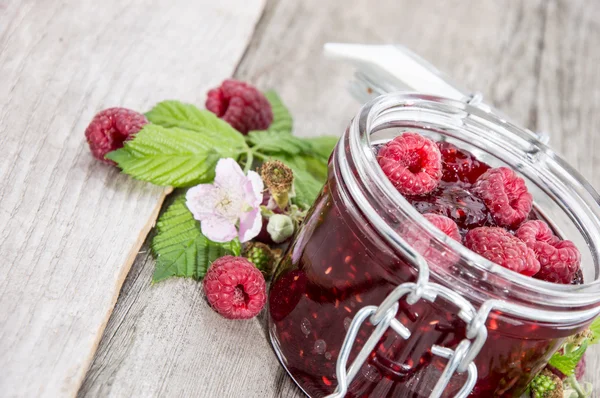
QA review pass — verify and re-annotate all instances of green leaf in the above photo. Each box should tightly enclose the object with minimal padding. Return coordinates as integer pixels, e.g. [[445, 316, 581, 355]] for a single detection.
[[303, 136, 339, 160], [247, 130, 313, 155], [146, 100, 247, 150], [549, 339, 589, 376], [293, 167, 325, 209], [303, 155, 329, 181], [108, 124, 234, 187], [248, 130, 338, 162], [589, 316, 600, 345], [265, 90, 292, 134], [151, 195, 240, 283]]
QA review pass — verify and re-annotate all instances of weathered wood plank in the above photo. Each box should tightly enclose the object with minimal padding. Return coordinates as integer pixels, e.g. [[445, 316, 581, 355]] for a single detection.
[[80, 229, 297, 397], [536, 0, 600, 393], [0, 0, 266, 396], [81, 0, 600, 396]]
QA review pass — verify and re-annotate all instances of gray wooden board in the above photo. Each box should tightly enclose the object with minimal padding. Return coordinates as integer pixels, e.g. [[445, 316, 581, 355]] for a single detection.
[[0, 0, 266, 396], [79, 0, 600, 396]]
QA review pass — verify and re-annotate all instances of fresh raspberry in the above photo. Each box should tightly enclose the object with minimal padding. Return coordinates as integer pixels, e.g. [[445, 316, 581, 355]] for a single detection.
[[530, 240, 581, 283], [437, 141, 490, 184], [516, 220, 581, 284], [205, 79, 273, 134], [85, 107, 148, 164], [377, 132, 442, 195], [203, 256, 267, 319], [516, 220, 558, 246], [473, 167, 533, 228], [424, 213, 461, 241], [402, 214, 461, 267], [465, 227, 540, 276]]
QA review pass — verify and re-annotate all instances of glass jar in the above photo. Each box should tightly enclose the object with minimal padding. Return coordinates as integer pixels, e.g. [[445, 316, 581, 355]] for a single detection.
[[267, 93, 600, 398]]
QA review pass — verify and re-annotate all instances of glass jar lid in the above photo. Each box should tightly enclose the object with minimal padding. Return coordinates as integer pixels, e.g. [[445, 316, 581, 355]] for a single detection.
[[341, 92, 600, 317]]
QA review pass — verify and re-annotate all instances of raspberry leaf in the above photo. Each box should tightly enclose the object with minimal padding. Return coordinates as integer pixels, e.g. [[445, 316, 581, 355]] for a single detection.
[[265, 90, 293, 134], [107, 124, 235, 187], [302, 154, 329, 181], [549, 339, 589, 376], [145, 100, 247, 150], [247, 130, 313, 155], [293, 166, 325, 209], [248, 130, 338, 162], [151, 195, 241, 283], [302, 136, 339, 160]]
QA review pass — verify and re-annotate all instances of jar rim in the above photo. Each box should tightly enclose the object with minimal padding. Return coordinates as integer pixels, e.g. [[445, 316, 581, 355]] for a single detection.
[[344, 92, 600, 313]]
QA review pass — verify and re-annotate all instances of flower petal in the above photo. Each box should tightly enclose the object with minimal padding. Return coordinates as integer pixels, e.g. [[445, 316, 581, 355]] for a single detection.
[[214, 158, 245, 194], [186, 184, 220, 221], [245, 170, 265, 207], [200, 216, 238, 243], [238, 208, 262, 242]]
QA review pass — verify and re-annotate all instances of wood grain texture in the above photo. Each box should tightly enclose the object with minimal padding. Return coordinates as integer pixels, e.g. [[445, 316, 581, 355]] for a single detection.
[[536, 1, 600, 393], [0, 0, 266, 396], [79, 222, 296, 398], [81, 0, 600, 396]]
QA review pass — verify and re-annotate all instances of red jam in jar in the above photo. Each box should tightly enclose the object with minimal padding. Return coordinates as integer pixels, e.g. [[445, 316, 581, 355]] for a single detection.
[[268, 94, 600, 397]]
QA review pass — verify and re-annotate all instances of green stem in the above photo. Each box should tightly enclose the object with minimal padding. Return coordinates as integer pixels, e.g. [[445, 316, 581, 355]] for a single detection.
[[243, 149, 254, 173], [567, 375, 588, 398], [252, 150, 269, 160]]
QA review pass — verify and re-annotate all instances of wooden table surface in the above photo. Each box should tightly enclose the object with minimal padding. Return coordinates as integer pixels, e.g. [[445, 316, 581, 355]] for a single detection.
[[2, 0, 600, 397]]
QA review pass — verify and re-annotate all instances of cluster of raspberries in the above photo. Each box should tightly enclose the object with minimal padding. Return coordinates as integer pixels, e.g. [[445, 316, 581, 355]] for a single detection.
[[85, 79, 272, 163], [378, 132, 581, 283], [84, 80, 275, 320]]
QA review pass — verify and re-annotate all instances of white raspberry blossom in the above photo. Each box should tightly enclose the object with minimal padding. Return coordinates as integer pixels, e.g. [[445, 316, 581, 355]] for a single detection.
[[186, 158, 264, 243]]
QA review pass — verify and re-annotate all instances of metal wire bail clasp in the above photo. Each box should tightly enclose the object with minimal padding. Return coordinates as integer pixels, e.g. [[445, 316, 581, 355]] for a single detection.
[[325, 258, 485, 398]]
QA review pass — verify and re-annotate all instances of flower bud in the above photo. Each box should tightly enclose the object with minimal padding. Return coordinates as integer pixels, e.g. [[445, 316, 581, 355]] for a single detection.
[[267, 214, 295, 243]]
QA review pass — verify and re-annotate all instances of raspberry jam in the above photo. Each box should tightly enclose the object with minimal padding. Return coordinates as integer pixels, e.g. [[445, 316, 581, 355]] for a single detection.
[[268, 94, 600, 397]]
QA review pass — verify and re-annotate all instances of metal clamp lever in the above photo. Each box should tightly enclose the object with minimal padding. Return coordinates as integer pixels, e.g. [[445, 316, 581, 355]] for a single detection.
[[325, 281, 484, 398]]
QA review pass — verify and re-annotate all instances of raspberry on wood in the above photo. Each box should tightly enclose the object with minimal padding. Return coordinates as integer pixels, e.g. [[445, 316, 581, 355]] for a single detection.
[[205, 79, 273, 134], [85, 107, 148, 164], [203, 256, 267, 319], [377, 132, 443, 196], [465, 227, 540, 276], [516, 220, 581, 284], [473, 167, 533, 228]]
